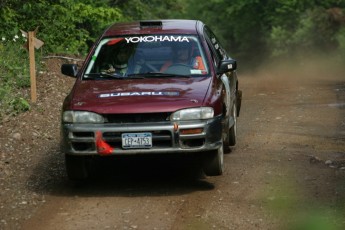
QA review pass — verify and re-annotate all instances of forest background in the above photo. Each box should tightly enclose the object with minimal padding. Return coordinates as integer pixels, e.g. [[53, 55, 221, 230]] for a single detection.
[[0, 0, 345, 118]]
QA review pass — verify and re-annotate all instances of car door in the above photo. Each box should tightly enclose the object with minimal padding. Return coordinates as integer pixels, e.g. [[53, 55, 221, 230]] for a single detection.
[[203, 26, 236, 118]]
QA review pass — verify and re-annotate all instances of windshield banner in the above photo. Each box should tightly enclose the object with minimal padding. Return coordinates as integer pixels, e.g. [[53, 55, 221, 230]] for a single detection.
[[125, 36, 190, 43]]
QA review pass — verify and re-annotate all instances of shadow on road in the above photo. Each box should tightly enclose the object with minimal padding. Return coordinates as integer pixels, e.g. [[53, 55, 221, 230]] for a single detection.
[[26, 144, 215, 198]]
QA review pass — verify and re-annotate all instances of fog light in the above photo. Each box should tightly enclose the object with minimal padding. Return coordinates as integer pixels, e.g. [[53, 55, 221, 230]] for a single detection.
[[180, 128, 203, 135]]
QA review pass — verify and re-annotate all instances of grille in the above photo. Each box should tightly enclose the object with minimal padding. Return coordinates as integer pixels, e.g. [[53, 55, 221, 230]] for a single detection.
[[105, 113, 171, 123]]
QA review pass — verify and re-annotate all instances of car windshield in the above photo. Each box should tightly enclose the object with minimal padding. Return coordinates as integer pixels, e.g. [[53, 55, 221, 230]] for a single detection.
[[84, 35, 209, 79]]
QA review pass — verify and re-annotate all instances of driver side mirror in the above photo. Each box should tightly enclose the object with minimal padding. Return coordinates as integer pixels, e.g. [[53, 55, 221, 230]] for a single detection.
[[217, 59, 237, 74], [61, 64, 78, 78]]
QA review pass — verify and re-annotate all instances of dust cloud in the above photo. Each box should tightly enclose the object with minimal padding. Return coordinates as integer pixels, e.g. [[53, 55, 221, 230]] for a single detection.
[[241, 51, 345, 83]]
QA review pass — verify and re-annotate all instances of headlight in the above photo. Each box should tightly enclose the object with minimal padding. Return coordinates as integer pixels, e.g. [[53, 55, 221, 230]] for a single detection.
[[170, 107, 214, 121], [62, 111, 104, 123]]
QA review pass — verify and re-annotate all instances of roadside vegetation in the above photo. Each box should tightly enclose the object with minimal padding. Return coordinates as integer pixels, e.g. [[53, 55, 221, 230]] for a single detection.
[[0, 0, 344, 119], [0, 34, 31, 119]]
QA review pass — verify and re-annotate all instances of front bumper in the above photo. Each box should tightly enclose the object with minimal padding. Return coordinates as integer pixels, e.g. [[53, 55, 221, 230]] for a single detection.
[[61, 115, 223, 156]]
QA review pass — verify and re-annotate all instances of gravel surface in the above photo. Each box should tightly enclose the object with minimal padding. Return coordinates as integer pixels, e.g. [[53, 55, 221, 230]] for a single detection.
[[0, 58, 76, 229]]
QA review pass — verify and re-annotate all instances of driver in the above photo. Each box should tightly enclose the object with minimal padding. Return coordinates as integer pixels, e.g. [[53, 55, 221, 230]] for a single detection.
[[160, 42, 191, 72], [160, 42, 205, 72], [113, 45, 132, 75], [101, 43, 133, 76]]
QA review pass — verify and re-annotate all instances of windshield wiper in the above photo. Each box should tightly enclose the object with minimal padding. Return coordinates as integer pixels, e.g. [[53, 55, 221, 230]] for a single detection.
[[84, 72, 192, 79], [84, 72, 126, 79], [127, 72, 191, 78]]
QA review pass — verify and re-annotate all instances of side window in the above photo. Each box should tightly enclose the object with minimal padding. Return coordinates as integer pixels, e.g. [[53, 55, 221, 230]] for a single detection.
[[204, 26, 227, 65], [205, 41, 217, 67]]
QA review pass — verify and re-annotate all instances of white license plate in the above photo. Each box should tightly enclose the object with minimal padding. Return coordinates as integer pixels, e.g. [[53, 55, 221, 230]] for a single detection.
[[122, 133, 152, 149]]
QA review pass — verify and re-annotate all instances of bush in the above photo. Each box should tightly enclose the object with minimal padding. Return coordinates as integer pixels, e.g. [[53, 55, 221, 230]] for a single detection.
[[269, 7, 343, 58], [336, 28, 345, 58], [0, 34, 32, 119]]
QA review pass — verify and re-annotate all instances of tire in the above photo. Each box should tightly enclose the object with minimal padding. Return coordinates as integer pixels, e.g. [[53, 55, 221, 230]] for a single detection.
[[203, 144, 224, 176], [236, 90, 242, 117], [65, 155, 88, 181], [228, 103, 237, 146]]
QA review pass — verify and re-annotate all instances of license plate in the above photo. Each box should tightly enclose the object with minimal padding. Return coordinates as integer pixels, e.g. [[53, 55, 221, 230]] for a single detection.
[[122, 133, 152, 149]]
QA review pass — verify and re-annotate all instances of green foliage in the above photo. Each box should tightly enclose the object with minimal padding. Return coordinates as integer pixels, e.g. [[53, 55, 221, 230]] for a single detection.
[[0, 36, 30, 86], [181, 0, 345, 66], [183, 0, 270, 62], [0, 34, 31, 119], [269, 26, 291, 57], [269, 6, 343, 57], [9, 97, 30, 114], [336, 27, 345, 57], [32, 1, 345, 60], [0, 0, 125, 55], [108, 0, 185, 20], [0, 0, 187, 55], [1, 0, 344, 60]]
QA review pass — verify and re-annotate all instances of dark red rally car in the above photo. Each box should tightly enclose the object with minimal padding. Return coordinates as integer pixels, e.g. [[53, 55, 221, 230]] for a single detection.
[[61, 19, 242, 180]]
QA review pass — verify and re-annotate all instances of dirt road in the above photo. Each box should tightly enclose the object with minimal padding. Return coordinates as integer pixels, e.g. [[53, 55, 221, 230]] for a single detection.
[[1, 56, 345, 230]]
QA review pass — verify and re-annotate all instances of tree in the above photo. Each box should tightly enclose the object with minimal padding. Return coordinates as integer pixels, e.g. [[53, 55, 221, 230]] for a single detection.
[[0, 0, 125, 54], [0, 0, 344, 58], [182, 0, 345, 63]]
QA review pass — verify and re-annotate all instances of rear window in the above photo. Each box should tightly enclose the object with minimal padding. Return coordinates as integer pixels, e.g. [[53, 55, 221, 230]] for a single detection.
[[84, 35, 209, 78]]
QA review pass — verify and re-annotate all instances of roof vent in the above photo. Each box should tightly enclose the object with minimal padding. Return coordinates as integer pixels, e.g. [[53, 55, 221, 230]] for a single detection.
[[140, 21, 162, 29]]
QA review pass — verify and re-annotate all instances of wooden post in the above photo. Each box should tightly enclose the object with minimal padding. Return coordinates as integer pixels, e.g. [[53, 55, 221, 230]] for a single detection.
[[28, 31, 37, 103]]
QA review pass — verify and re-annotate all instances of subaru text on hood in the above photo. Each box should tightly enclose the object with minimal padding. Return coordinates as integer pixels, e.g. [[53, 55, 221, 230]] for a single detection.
[[60, 20, 242, 180]]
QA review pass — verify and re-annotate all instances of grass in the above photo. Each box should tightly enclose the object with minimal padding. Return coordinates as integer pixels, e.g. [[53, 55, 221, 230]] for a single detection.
[[0, 34, 39, 120]]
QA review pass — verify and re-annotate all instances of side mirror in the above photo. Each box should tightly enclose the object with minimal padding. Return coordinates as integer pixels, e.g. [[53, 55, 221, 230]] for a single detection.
[[61, 64, 78, 77], [217, 59, 237, 74]]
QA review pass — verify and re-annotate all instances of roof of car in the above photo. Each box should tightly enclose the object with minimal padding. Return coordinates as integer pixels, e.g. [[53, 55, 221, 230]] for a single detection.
[[103, 19, 202, 36]]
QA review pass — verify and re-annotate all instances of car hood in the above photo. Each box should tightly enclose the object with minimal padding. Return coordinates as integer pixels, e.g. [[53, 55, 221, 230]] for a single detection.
[[68, 77, 212, 114]]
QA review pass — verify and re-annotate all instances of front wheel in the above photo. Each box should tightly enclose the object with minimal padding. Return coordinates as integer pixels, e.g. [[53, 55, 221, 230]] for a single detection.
[[228, 103, 237, 146], [203, 144, 224, 176]]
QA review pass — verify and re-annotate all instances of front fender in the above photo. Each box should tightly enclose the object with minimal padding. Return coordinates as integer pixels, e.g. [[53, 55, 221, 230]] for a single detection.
[[220, 74, 231, 117]]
